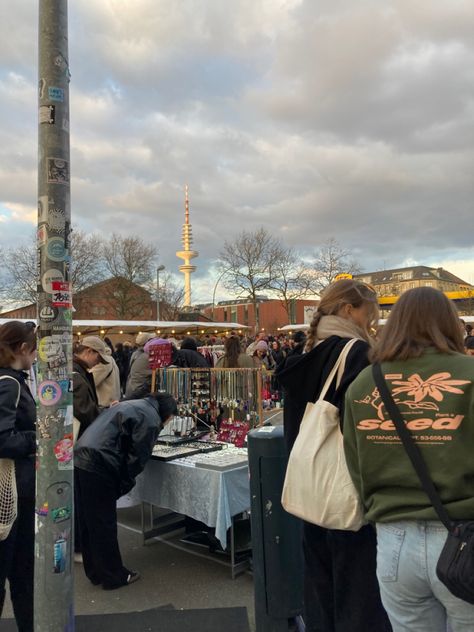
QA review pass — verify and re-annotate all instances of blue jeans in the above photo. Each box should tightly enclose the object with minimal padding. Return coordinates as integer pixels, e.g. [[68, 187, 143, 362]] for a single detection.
[[376, 521, 474, 632]]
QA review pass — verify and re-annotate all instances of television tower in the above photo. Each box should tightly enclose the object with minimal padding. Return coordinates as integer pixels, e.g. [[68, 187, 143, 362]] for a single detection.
[[176, 185, 198, 307]]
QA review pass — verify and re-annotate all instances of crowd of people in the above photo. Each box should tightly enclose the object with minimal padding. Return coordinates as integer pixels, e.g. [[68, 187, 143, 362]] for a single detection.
[[1, 281, 473, 631]]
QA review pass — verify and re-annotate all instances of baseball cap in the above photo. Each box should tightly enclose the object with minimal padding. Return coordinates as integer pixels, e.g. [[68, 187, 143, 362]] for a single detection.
[[136, 332, 155, 347], [81, 336, 109, 364]]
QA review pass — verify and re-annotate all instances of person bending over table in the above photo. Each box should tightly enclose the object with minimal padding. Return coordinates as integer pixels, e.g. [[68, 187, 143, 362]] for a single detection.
[[74, 392, 177, 589]]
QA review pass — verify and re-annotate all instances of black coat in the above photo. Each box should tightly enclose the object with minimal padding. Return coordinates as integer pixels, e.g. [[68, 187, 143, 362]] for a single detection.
[[275, 336, 370, 452], [173, 348, 210, 368], [73, 358, 100, 437], [0, 368, 36, 498], [74, 397, 163, 497]]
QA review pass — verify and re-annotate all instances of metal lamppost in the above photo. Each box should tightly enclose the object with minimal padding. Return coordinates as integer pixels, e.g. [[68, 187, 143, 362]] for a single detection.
[[156, 265, 165, 321], [36, 1, 74, 629], [211, 269, 230, 321]]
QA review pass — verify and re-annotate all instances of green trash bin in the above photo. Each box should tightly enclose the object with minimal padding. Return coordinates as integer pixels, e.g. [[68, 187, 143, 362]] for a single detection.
[[248, 425, 304, 632]]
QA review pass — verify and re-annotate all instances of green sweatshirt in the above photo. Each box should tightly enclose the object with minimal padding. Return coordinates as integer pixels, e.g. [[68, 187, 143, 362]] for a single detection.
[[343, 349, 474, 523]]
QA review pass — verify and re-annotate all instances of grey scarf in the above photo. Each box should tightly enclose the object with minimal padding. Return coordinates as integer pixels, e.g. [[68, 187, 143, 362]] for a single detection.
[[316, 315, 369, 344]]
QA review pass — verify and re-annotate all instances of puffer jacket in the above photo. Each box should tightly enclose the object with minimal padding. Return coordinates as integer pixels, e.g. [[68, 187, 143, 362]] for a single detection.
[[0, 368, 36, 498], [74, 397, 163, 497]]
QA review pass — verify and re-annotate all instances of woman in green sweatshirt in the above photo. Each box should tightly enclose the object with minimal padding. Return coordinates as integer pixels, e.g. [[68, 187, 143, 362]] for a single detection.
[[343, 287, 474, 632]]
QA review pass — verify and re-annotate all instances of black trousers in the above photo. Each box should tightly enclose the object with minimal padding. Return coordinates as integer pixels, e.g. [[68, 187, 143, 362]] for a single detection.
[[74, 468, 130, 589], [303, 522, 392, 632], [0, 497, 34, 632]]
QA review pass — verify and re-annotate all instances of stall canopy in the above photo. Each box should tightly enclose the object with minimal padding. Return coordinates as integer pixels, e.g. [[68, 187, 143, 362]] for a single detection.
[[278, 323, 310, 332], [0, 318, 250, 336]]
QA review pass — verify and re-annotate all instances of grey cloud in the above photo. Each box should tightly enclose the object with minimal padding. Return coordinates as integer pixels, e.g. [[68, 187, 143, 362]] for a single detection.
[[0, 0, 473, 301]]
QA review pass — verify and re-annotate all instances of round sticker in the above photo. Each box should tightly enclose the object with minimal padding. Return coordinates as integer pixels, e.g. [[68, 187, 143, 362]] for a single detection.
[[41, 269, 64, 294], [38, 381, 62, 406], [47, 237, 66, 262], [53, 434, 73, 464], [38, 337, 61, 362]]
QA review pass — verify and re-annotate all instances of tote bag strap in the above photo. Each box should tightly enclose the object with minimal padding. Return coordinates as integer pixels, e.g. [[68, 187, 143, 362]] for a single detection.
[[319, 338, 359, 401], [0, 376, 21, 408]]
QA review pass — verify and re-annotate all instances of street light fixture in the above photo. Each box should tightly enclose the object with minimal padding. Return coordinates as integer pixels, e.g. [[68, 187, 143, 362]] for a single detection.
[[212, 268, 230, 320], [156, 265, 165, 322]]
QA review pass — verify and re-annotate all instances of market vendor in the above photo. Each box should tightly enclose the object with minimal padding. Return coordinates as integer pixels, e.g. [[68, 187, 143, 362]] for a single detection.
[[74, 392, 177, 590]]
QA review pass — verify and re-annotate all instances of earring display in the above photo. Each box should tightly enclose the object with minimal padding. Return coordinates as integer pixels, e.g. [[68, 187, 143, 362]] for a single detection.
[[151, 441, 223, 462], [155, 368, 264, 447]]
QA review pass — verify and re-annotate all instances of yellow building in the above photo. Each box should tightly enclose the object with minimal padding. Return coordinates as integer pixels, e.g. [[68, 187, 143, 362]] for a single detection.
[[353, 266, 474, 315]]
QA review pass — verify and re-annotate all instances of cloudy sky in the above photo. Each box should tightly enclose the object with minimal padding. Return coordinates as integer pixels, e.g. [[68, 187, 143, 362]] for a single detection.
[[0, 0, 473, 301]]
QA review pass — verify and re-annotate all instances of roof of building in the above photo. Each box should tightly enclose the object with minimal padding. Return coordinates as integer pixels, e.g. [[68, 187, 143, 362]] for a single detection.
[[354, 266, 473, 287], [0, 276, 151, 317]]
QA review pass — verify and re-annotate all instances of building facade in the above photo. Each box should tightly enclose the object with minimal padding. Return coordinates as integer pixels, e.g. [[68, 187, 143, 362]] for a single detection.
[[201, 298, 319, 332], [0, 278, 156, 321], [354, 266, 473, 297]]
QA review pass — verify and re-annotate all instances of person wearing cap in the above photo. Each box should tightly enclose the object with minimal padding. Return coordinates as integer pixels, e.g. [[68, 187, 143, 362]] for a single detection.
[[73, 336, 110, 563], [73, 336, 109, 439], [124, 333, 155, 398], [245, 332, 267, 356], [90, 346, 121, 406], [252, 340, 275, 370]]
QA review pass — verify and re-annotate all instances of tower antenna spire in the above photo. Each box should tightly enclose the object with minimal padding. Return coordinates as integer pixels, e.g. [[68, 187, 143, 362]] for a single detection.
[[176, 185, 198, 307]]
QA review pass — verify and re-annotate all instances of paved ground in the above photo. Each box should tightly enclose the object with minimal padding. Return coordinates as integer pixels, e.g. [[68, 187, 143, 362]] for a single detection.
[[3, 506, 255, 629]]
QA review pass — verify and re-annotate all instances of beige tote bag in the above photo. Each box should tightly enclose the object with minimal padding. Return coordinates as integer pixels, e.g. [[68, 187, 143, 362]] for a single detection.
[[281, 339, 366, 531], [0, 376, 21, 541]]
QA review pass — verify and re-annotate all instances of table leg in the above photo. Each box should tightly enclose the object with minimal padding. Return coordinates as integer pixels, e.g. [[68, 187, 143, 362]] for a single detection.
[[140, 502, 186, 543], [230, 514, 251, 580]]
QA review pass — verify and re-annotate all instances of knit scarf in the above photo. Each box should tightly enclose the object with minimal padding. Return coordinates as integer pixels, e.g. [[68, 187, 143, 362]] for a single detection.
[[316, 315, 369, 344]]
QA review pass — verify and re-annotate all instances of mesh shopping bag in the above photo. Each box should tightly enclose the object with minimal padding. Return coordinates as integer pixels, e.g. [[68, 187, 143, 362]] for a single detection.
[[0, 375, 21, 540], [0, 459, 17, 541]]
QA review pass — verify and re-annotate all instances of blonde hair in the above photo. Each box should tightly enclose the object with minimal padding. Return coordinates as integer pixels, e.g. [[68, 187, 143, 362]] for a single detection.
[[305, 279, 379, 351]]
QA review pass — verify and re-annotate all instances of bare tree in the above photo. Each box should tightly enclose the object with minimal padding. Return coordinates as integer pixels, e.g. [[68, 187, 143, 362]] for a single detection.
[[268, 247, 318, 322], [158, 273, 185, 320], [101, 234, 158, 319], [2, 242, 37, 306], [70, 230, 105, 292], [312, 238, 361, 292], [0, 230, 106, 307], [218, 227, 284, 331]]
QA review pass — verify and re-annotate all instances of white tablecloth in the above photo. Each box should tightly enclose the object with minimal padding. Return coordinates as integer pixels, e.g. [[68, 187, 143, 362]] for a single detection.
[[130, 459, 250, 548]]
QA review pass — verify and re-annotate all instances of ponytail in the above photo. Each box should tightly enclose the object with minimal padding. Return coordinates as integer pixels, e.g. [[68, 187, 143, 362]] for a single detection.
[[0, 342, 15, 367], [304, 312, 324, 353]]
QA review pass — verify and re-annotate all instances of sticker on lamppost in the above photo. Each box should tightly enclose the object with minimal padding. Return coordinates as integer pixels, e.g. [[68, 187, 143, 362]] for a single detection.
[[47, 158, 69, 184], [51, 281, 72, 307], [42, 269, 64, 294], [47, 237, 66, 262], [48, 86, 64, 102], [40, 105, 55, 125], [38, 381, 62, 406]]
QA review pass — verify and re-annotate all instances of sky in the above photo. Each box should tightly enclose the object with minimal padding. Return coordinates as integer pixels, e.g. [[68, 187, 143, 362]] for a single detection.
[[0, 0, 473, 302]]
